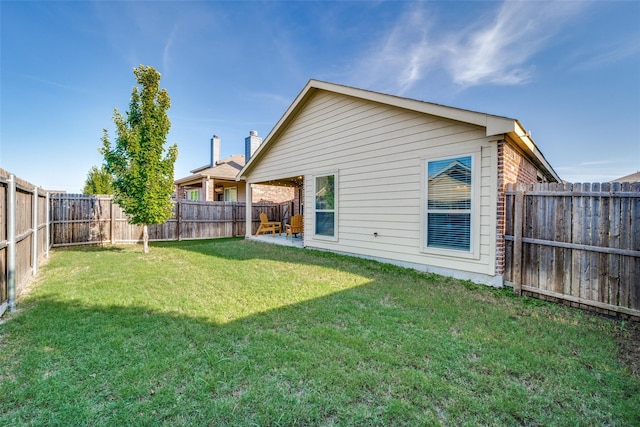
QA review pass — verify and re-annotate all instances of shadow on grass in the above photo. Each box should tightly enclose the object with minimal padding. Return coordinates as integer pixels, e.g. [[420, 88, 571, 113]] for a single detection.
[[3, 255, 639, 426], [150, 237, 458, 281], [53, 244, 127, 253]]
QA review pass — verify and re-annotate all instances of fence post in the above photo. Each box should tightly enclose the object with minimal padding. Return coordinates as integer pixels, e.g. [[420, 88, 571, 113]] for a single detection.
[[45, 192, 50, 258], [232, 202, 237, 236], [177, 200, 182, 241], [110, 198, 116, 244], [513, 185, 524, 296], [7, 174, 16, 312], [32, 186, 38, 275]]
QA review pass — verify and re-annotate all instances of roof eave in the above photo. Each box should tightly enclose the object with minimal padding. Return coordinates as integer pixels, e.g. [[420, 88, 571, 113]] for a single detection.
[[239, 81, 318, 181], [505, 121, 561, 182], [238, 79, 561, 183]]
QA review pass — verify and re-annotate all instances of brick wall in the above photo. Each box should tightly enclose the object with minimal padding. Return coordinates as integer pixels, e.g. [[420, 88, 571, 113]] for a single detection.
[[176, 181, 294, 203], [252, 184, 294, 203], [175, 184, 186, 200], [205, 178, 214, 201], [495, 139, 542, 275]]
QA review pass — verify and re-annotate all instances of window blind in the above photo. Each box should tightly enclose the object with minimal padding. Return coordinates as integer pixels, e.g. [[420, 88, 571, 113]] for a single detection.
[[426, 156, 472, 251]]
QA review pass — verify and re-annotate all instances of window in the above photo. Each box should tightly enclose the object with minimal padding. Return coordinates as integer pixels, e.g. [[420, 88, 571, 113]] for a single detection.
[[187, 189, 199, 201], [314, 174, 335, 237], [426, 155, 472, 251], [224, 187, 238, 202]]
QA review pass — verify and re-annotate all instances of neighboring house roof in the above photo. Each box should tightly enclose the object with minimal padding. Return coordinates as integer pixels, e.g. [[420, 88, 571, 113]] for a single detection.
[[175, 154, 245, 185], [611, 171, 640, 183], [239, 79, 560, 182], [429, 159, 471, 181]]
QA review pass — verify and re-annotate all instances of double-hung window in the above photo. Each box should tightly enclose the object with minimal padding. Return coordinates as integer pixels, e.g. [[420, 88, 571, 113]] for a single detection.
[[426, 155, 473, 252], [314, 174, 336, 238]]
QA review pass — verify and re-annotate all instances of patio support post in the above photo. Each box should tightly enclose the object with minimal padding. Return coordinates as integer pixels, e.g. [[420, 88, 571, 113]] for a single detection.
[[7, 174, 17, 312]]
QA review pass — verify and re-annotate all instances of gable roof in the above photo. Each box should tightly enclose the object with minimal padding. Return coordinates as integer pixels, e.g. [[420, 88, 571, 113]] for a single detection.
[[611, 171, 640, 183], [239, 79, 560, 182], [175, 154, 245, 185]]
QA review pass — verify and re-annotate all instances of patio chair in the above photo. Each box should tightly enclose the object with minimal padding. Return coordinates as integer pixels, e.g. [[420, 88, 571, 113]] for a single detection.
[[255, 212, 282, 236], [285, 214, 303, 240]]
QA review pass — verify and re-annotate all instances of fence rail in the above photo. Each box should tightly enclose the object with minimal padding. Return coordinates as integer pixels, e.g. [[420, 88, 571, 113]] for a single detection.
[[504, 182, 640, 318], [0, 169, 48, 317], [49, 194, 290, 246], [4, 172, 638, 320]]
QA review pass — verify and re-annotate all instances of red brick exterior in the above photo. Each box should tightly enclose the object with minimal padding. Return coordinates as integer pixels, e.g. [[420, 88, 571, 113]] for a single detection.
[[495, 139, 543, 275]]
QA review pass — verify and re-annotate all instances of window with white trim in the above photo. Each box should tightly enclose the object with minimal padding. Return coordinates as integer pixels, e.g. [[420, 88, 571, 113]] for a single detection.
[[224, 187, 237, 202], [426, 155, 472, 251], [314, 174, 335, 237], [187, 189, 199, 201]]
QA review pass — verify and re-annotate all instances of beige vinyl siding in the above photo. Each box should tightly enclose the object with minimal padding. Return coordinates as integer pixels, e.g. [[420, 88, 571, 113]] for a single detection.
[[248, 90, 499, 276]]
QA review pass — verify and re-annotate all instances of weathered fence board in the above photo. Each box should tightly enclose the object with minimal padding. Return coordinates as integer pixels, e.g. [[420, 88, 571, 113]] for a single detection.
[[0, 169, 48, 316], [505, 182, 640, 318], [49, 194, 290, 246]]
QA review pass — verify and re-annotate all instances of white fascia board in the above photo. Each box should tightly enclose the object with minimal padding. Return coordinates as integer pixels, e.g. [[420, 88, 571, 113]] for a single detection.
[[512, 121, 561, 182], [485, 116, 517, 136]]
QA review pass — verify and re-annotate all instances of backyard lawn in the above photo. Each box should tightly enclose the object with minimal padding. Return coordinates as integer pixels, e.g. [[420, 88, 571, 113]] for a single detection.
[[1, 238, 638, 426]]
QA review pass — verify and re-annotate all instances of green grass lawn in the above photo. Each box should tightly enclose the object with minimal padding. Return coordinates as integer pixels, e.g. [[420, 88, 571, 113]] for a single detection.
[[1, 238, 638, 426]]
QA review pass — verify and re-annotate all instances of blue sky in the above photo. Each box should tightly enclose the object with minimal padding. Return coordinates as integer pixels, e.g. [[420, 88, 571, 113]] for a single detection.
[[2, 1, 639, 192]]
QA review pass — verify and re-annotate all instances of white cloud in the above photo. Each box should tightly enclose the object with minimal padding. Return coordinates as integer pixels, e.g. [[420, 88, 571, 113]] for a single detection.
[[445, 1, 584, 87], [162, 24, 179, 76], [555, 161, 638, 183], [578, 160, 617, 166], [351, 5, 440, 95], [354, 1, 587, 93], [566, 38, 640, 72]]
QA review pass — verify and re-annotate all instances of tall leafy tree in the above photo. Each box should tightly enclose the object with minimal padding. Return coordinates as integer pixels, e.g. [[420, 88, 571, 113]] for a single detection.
[[101, 65, 178, 253], [82, 165, 114, 195]]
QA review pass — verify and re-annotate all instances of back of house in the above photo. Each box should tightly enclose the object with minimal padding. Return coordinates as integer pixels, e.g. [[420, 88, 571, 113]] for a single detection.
[[239, 80, 559, 286]]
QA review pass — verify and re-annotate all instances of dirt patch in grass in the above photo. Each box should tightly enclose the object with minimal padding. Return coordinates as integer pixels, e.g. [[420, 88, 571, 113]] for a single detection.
[[616, 320, 640, 378]]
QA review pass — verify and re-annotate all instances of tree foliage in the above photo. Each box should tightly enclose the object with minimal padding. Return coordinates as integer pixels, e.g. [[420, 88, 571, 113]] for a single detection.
[[101, 65, 178, 252], [82, 165, 114, 195]]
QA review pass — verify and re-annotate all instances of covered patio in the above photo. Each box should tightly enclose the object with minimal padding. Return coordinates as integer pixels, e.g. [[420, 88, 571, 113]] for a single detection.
[[244, 174, 304, 247]]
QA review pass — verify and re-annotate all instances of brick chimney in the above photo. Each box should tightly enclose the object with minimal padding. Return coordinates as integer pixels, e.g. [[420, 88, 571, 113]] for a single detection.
[[211, 135, 220, 166], [245, 130, 262, 162]]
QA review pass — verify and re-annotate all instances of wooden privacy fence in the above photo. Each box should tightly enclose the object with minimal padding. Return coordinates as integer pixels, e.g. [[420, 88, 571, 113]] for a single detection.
[[0, 169, 48, 317], [504, 182, 640, 318], [50, 194, 289, 246]]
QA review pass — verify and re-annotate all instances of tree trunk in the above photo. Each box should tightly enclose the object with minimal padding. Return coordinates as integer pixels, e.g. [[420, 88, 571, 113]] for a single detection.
[[143, 224, 149, 253]]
